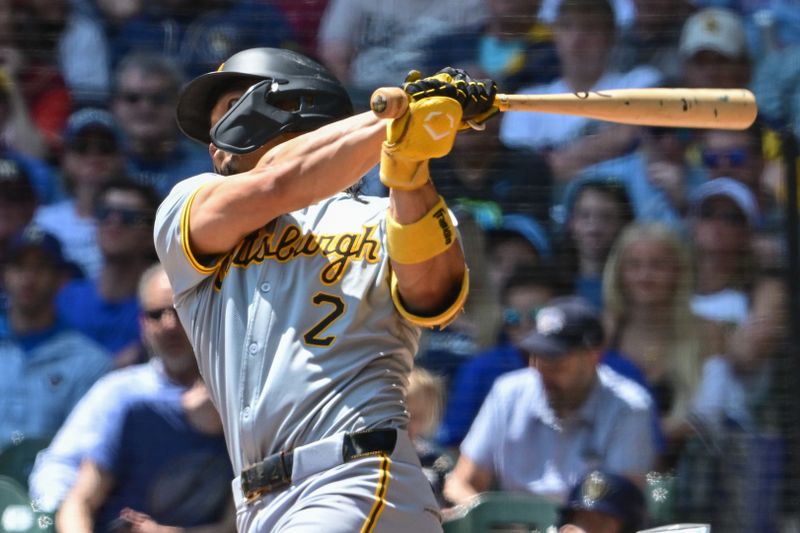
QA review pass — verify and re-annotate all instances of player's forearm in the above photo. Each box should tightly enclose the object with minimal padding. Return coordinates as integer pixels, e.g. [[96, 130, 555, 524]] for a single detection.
[[389, 183, 466, 316], [190, 112, 385, 255]]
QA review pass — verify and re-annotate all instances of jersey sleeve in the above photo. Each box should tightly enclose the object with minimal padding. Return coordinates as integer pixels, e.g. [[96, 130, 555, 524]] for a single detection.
[[154, 173, 226, 297]]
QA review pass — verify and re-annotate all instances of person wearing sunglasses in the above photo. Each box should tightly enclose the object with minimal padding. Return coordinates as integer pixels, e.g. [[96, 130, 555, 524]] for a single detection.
[[699, 125, 765, 205], [33, 108, 126, 281], [35, 264, 235, 533], [110, 53, 211, 199], [54, 179, 159, 367]]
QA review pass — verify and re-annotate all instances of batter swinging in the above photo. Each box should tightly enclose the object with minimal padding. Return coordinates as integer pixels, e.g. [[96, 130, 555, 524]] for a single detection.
[[153, 48, 496, 532]]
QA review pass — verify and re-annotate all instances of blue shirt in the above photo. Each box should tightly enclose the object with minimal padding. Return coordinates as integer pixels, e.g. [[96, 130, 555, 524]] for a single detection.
[[127, 140, 212, 199], [56, 279, 140, 355], [437, 342, 526, 447], [461, 365, 655, 502], [29, 360, 187, 513], [91, 397, 231, 531], [0, 325, 111, 452]]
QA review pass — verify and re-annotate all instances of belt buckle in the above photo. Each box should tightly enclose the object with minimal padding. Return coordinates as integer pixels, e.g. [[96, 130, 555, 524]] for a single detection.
[[241, 450, 292, 505], [244, 487, 266, 505]]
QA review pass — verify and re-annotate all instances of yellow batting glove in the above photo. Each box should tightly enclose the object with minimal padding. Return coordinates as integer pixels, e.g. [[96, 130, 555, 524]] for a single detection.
[[380, 96, 463, 191]]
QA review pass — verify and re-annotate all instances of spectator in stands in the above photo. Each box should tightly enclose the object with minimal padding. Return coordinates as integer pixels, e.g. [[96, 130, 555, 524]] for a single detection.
[[611, 0, 694, 81], [689, 178, 757, 326], [111, 52, 210, 198], [585, 125, 704, 232], [30, 263, 211, 513], [317, 0, 488, 106], [57, 378, 233, 533], [0, 157, 36, 335], [0, 225, 111, 455], [34, 108, 126, 280], [499, 0, 661, 183], [55, 180, 159, 366], [0, 158, 36, 274], [698, 124, 771, 216], [406, 367, 452, 508], [429, 118, 554, 227], [0, 69, 61, 204], [555, 177, 634, 309], [602, 223, 724, 459], [1, 0, 72, 156], [104, 0, 296, 81], [679, 7, 752, 89], [438, 263, 571, 449], [444, 297, 655, 505], [420, 0, 560, 92], [485, 213, 553, 294], [271, 0, 329, 55], [0, 55, 47, 160], [558, 470, 647, 533]]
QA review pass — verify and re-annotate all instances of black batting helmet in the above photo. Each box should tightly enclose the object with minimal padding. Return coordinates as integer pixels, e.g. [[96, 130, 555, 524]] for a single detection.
[[176, 48, 353, 153]]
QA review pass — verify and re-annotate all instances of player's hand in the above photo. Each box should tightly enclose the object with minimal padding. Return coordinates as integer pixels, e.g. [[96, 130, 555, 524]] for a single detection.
[[380, 96, 463, 190], [402, 68, 498, 129]]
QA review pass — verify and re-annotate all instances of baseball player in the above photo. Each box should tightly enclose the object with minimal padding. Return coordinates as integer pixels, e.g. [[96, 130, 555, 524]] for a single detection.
[[153, 47, 496, 532]]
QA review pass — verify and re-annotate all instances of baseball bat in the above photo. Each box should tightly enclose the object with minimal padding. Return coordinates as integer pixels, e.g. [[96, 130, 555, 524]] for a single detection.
[[369, 87, 757, 130]]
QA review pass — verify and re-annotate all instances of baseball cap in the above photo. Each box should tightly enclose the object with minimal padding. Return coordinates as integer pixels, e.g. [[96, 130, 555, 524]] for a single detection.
[[489, 213, 553, 259], [6, 225, 66, 268], [560, 470, 646, 530], [63, 107, 124, 147], [0, 157, 35, 203], [518, 296, 604, 358], [689, 177, 759, 227], [679, 8, 748, 59]]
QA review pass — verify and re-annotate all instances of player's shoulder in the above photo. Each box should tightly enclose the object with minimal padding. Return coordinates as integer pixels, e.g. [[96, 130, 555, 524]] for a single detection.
[[596, 364, 653, 411]]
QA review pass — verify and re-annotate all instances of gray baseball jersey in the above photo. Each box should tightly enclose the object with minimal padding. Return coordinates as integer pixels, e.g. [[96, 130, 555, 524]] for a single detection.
[[154, 173, 437, 476]]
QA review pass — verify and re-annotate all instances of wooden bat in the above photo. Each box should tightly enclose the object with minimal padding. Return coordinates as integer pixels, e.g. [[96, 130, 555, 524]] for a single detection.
[[369, 87, 757, 130]]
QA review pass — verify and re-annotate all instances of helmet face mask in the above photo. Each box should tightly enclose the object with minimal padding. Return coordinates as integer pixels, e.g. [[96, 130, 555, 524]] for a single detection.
[[176, 48, 353, 152]]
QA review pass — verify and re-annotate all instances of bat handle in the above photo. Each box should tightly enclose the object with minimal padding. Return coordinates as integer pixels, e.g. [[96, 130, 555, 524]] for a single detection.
[[370, 87, 409, 119]]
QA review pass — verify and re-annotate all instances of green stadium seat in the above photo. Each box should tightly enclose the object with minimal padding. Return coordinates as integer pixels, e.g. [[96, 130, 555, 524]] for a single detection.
[[443, 491, 560, 533], [644, 471, 677, 527], [0, 438, 51, 491], [0, 475, 46, 533]]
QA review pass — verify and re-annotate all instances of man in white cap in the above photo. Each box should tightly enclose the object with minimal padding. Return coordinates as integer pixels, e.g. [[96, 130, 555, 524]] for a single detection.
[[679, 7, 751, 89]]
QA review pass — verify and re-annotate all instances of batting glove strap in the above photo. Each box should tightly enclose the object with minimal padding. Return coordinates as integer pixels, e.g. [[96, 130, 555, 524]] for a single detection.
[[402, 68, 498, 128]]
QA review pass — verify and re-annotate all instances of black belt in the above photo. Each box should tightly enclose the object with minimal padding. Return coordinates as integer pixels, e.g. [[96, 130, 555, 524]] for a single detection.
[[240, 428, 398, 502]]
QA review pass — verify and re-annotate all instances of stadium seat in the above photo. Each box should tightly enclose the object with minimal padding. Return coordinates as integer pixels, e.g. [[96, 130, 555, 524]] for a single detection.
[[443, 491, 560, 533], [0, 438, 51, 490], [0, 475, 46, 533], [644, 471, 677, 526]]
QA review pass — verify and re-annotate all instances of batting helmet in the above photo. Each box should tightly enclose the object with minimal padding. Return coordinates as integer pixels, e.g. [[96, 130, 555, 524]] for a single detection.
[[176, 48, 353, 154]]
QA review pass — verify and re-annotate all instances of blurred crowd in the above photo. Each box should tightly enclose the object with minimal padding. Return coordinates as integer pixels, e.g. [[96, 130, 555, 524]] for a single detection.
[[0, 0, 796, 532]]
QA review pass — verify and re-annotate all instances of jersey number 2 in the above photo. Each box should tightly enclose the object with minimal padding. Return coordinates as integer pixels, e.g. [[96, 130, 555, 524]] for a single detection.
[[303, 292, 345, 347]]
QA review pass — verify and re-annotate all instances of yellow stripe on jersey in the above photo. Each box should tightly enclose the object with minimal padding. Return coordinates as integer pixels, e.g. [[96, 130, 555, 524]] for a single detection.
[[180, 184, 222, 275], [360, 454, 392, 533], [390, 268, 469, 329]]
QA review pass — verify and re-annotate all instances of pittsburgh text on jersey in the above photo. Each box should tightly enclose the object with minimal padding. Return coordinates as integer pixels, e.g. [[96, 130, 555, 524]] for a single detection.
[[212, 223, 382, 289]]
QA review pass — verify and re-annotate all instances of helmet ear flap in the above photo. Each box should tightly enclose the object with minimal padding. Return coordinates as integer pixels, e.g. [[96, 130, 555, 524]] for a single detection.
[[210, 80, 296, 154]]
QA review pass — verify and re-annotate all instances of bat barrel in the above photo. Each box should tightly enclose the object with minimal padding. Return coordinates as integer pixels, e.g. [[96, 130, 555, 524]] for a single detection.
[[495, 88, 757, 130]]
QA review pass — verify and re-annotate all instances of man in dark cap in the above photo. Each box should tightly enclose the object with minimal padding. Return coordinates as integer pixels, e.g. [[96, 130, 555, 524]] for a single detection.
[[444, 297, 656, 507], [559, 469, 647, 533]]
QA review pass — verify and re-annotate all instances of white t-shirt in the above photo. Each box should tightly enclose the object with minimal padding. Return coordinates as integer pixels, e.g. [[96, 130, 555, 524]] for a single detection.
[[499, 67, 662, 151], [691, 289, 750, 325], [34, 200, 101, 279]]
